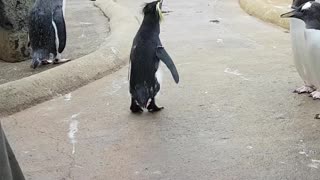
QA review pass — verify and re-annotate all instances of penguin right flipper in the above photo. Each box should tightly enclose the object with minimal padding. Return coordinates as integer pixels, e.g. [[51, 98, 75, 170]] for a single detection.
[[156, 46, 179, 84], [53, 6, 67, 53]]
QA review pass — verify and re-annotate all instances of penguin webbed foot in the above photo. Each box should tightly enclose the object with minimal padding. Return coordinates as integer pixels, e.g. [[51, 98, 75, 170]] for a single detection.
[[147, 98, 164, 113], [42, 60, 53, 65], [310, 91, 320, 100], [130, 98, 143, 113], [54, 58, 71, 64], [293, 85, 315, 94]]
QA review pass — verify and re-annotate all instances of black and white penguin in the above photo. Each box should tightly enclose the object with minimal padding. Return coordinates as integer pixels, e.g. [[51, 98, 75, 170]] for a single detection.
[[282, 0, 315, 94], [281, 1, 320, 99], [29, 0, 69, 69], [129, 0, 179, 113]]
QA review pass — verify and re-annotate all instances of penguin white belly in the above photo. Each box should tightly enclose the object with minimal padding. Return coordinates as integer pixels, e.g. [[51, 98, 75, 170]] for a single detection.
[[156, 63, 163, 86], [290, 19, 311, 86], [305, 29, 320, 92], [155, 63, 163, 97]]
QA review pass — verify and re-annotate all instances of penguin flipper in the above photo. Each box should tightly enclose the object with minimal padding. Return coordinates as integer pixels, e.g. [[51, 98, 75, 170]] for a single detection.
[[53, 6, 67, 53], [156, 46, 179, 84]]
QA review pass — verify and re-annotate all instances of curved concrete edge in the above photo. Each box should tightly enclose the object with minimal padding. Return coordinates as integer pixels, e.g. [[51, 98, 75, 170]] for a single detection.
[[239, 0, 290, 30], [0, 0, 139, 117]]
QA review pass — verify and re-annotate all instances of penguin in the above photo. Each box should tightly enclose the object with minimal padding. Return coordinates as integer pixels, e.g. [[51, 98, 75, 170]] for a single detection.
[[282, 0, 315, 94], [29, 0, 69, 69], [129, 0, 179, 113], [281, 1, 320, 99]]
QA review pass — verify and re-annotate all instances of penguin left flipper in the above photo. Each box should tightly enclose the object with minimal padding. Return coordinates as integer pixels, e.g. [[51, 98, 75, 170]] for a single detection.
[[156, 46, 179, 84], [53, 6, 67, 53]]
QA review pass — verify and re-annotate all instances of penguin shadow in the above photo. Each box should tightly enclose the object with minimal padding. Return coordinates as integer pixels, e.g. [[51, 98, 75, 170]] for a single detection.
[[129, 105, 165, 116], [128, 109, 164, 121], [128, 98, 166, 118], [25, 60, 52, 72], [29, 60, 71, 71]]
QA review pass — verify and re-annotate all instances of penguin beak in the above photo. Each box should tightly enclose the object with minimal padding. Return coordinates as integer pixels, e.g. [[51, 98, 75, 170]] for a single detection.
[[280, 9, 300, 18]]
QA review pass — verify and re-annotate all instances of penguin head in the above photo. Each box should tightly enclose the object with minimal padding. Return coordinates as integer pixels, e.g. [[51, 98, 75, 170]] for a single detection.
[[281, 2, 320, 29], [292, 0, 314, 9], [143, 0, 164, 22]]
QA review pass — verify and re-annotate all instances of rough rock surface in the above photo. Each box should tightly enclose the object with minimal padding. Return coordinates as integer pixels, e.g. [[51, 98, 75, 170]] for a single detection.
[[0, 0, 34, 62]]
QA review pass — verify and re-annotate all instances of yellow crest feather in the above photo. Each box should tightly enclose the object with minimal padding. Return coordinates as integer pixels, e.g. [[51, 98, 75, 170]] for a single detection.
[[156, 2, 164, 22]]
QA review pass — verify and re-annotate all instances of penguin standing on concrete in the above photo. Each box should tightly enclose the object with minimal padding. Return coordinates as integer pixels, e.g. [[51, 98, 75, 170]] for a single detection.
[[29, 0, 69, 69], [282, 0, 315, 94], [129, 0, 179, 113], [282, 1, 320, 99]]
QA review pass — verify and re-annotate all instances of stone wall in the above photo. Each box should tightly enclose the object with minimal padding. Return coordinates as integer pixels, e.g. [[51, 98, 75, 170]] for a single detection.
[[0, 0, 34, 62]]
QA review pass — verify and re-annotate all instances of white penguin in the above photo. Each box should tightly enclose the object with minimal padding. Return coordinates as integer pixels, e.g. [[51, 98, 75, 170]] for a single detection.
[[282, 1, 320, 99], [287, 0, 315, 94]]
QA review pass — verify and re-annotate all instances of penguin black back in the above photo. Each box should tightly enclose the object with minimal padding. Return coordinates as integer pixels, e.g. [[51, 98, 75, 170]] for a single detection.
[[29, 0, 67, 69], [29, 0, 56, 68]]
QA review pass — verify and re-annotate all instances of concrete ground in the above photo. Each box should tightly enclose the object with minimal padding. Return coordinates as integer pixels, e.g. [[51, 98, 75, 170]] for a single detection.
[[2, 0, 320, 179], [0, 0, 109, 85]]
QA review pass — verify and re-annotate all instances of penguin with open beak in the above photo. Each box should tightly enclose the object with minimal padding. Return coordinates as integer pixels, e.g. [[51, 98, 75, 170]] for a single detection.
[[281, 1, 320, 99], [281, 0, 315, 94], [29, 0, 69, 69], [129, 0, 179, 113]]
